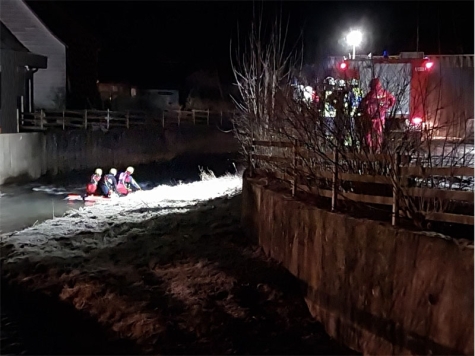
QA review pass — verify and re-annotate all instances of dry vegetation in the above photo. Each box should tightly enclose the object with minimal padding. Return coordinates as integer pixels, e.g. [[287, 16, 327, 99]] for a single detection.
[[2, 194, 356, 355]]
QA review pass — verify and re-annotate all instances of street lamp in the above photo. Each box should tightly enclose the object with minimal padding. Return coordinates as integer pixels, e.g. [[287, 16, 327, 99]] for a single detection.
[[346, 30, 362, 59]]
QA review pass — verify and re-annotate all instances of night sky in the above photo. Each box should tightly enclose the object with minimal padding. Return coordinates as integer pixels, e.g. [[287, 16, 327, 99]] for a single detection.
[[27, 1, 474, 89]]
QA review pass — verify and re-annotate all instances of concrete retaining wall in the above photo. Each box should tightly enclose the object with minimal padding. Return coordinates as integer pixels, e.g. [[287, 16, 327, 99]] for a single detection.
[[0, 133, 47, 184], [242, 175, 474, 355], [0, 126, 238, 185]]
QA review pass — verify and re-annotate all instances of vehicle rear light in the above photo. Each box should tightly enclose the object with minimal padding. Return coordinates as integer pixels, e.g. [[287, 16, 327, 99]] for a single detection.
[[424, 61, 434, 70], [339, 62, 347, 70], [411, 117, 423, 125]]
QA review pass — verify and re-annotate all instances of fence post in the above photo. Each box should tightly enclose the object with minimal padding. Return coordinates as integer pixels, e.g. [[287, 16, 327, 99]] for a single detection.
[[392, 153, 401, 226], [106, 109, 110, 130], [192, 110, 196, 125], [331, 146, 339, 211], [220, 111, 223, 126], [62, 110, 65, 130], [249, 131, 254, 178], [40, 109, 45, 130], [291, 139, 298, 196], [162, 110, 165, 128], [178, 110, 181, 126], [126, 111, 130, 129], [84, 110, 88, 129], [207, 109, 210, 126]]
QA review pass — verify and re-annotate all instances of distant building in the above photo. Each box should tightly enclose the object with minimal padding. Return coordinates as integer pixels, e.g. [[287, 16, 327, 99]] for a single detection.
[[0, 21, 47, 133], [98, 82, 137, 102], [141, 89, 180, 111], [0, 0, 66, 110], [97, 82, 138, 111]]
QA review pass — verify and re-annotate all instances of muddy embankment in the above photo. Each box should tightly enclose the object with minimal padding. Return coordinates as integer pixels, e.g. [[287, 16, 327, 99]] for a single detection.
[[0, 176, 356, 355]]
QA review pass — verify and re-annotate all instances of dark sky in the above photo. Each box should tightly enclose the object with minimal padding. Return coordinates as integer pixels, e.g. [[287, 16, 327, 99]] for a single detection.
[[28, 1, 474, 89]]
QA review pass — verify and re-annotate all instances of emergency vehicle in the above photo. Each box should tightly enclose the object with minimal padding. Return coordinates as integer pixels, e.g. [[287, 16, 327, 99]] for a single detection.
[[327, 52, 435, 131]]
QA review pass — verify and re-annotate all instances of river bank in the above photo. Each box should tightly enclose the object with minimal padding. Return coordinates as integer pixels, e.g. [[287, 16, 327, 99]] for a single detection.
[[0, 174, 356, 354]]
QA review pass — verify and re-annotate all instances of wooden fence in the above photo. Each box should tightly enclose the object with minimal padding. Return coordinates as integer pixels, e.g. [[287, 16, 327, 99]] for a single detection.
[[250, 140, 474, 226], [19, 109, 235, 131]]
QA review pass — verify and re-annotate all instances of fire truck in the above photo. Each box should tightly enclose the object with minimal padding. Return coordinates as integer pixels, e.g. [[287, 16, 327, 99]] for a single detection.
[[326, 52, 435, 132]]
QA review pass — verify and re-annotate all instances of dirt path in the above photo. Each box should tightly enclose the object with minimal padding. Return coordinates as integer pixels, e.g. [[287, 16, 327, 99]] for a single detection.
[[2, 194, 357, 355]]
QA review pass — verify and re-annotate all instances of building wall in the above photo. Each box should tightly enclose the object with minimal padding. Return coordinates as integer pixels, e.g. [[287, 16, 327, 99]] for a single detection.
[[0, 0, 66, 110], [0, 50, 21, 133], [0, 48, 47, 133], [242, 176, 473, 356]]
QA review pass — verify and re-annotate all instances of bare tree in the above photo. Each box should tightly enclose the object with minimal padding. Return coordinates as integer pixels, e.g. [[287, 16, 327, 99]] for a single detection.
[[230, 7, 302, 164]]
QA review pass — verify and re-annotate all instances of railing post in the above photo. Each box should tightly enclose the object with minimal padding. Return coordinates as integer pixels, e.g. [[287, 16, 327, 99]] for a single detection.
[[62, 110, 65, 130], [331, 147, 339, 211], [84, 109, 88, 129], [16, 109, 20, 132], [162, 110, 165, 128], [249, 131, 254, 178], [178, 110, 181, 126], [192, 110, 196, 125], [220, 111, 223, 126], [106, 109, 110, 130], [291, 139, 298, 196], [126, 110, 130, 129], [392, 153, 401, 226], [40, 109, 44, 130], [207, 109, 210, 126]]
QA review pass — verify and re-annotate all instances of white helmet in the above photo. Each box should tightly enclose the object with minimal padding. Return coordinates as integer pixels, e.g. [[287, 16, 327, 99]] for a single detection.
[[95, 168, 103, 175], [126, 166, 134, 174], [109, 168, 117, 176]]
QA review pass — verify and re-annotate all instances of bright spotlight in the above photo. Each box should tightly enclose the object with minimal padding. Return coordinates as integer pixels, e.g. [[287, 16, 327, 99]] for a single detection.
[[346, 30, 363, 59]]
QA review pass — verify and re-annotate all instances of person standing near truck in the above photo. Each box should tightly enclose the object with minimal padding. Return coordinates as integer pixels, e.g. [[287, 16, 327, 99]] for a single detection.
[[360, 78, 395, 152]]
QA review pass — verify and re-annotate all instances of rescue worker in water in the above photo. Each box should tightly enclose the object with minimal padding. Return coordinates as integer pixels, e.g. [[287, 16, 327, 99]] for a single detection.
[[86, 168, 102, 196], [360, 78, 395, 152], [117, 166, 142, 195], [100, 168, 119, 197]]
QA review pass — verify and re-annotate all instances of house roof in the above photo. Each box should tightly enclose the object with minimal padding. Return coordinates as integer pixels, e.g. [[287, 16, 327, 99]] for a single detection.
[[0, 20, 29, 51], [1, 20, 47, 68]]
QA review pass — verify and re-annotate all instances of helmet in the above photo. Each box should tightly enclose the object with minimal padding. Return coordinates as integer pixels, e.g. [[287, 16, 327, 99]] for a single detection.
[[126, 166, 134, 174], [95, 168, 103, 175], [109, 168, 117, 176]]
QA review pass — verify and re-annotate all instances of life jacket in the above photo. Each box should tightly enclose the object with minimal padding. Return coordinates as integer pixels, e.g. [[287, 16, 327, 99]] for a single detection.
[[118, 171, 131, 184], [90, 173, 101, 185], [104, 173, 116, 187]]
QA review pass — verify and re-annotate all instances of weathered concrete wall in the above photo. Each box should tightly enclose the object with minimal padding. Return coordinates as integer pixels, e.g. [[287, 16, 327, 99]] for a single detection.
[[44, 125, 238, 175], [0, 133, 47, 184], [242, 175, 474, 355], [0, 126, 238, 184]]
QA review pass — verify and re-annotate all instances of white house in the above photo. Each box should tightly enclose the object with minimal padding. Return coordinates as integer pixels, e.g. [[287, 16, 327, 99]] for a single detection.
[[0, 0, 66, 110]]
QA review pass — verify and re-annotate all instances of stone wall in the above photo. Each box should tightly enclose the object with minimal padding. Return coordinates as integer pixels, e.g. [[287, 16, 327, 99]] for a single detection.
[[242, 175, 474, 355], [0, 126, 239, 185]]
